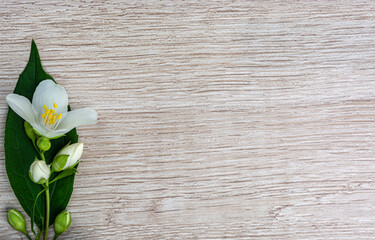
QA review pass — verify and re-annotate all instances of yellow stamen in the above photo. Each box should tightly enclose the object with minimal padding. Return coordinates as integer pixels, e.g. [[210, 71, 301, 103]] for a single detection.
[[41, 104, 62, 127]]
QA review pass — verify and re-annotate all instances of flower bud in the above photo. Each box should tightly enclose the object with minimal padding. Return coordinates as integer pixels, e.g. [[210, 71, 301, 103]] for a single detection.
[[37, 137, 51, 151], [7, 209, 27, 234], [54, 210, 71, 236], [24, 121, 36, 142], [52, 143, 83, 172], [29, 159, 51, 184]]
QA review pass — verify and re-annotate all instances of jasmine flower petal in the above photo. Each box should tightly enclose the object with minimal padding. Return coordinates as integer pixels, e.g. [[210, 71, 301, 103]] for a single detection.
[[32, 124, 68, 139], [6, 94, 37, 124], [57, 108, 98, 131], [32, 80, 68, 118]]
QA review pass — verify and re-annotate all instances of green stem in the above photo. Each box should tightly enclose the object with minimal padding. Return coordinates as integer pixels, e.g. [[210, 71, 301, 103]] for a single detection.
[[31, 226, 37, 238], [40, 151, 46, 161], [25, 232, 32, 240], [36, 230, 42, 240], [44, 182, 50, 240], [32, 188, 46, 238], [53, 235, 58, 240], [39, 151, 50, 240]]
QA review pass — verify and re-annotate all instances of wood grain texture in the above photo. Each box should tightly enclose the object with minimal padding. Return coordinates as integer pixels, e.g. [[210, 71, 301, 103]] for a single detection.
[[1, 1, 375, 239]]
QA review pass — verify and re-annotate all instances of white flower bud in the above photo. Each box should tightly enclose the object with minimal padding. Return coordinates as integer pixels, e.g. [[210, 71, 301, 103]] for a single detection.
[[29, 160, 51, 184], [52, 143, 83, 172]]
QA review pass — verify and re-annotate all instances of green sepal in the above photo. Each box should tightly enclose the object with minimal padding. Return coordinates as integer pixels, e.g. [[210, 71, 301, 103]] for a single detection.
[[70, 160, 80, 169], [51, 155, 69, 172], [24, 121, 36, 142], [33, 128, 41, 137], [49, 134, 66, 140]]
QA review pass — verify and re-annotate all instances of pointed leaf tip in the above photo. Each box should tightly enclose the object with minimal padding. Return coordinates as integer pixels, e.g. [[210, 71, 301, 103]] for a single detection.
[[31, 39, 37, 52]]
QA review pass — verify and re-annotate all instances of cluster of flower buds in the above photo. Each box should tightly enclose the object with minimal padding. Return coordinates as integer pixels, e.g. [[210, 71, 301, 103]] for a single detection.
[[24, 125, 83, 238], [24, 128, 82, 238], [28, 142, 83, 184]]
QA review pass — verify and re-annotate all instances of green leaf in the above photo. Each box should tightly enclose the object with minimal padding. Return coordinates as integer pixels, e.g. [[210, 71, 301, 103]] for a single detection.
[[4, 40, 78, 230]]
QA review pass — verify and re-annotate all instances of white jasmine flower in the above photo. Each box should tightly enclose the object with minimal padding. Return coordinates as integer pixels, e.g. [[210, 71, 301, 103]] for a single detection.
[[6, 80, 97, 139]]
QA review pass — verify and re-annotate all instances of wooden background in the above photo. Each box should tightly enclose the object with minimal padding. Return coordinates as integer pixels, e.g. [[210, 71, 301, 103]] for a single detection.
[[1, 1, 375, 239]]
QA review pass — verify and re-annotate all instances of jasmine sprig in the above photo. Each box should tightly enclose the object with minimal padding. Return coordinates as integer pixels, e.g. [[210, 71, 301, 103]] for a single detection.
[[5, 48, 98, 239], [4, 41, 97, 239]]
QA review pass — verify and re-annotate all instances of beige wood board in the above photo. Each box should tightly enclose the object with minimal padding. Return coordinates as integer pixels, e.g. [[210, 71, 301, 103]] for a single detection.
[[1, 1, 375, 239]]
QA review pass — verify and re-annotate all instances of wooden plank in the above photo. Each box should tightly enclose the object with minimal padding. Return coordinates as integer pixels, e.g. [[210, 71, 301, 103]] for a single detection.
[[1, 1, 375, 239]]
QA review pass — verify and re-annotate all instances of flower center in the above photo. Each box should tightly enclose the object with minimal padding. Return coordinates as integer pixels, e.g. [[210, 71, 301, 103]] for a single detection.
[[41, 103, 62, 129]]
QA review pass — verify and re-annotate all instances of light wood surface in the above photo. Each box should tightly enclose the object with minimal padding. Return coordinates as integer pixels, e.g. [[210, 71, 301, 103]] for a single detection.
[[2, 1, 375, 239]]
